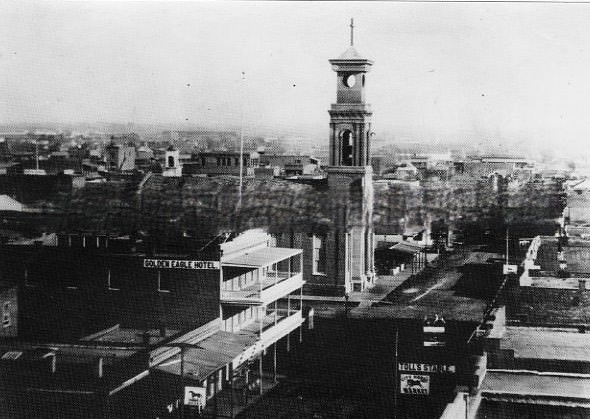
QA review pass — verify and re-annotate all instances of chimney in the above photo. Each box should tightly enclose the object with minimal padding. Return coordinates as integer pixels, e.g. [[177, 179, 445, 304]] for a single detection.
[[96, 357, 104, 378], [142, 331, 151, 346], [159, 323, 166, 338], [42, 351, 57, 374], [50, 353, 56, 374]]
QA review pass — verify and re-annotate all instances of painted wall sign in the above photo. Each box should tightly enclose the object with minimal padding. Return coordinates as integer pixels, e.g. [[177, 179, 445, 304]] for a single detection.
[[423, 315, 446, 346], [423, 326, 445, 334], [400, 374, 430, 395], [184, 386, 206, 407], [398, 363, 456, 373], [503, 264, 518, 274], [143, 259, 220, 270]]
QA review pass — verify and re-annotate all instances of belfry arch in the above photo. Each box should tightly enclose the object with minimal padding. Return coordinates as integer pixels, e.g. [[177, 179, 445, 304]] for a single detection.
[[340, 129, 354, 166]]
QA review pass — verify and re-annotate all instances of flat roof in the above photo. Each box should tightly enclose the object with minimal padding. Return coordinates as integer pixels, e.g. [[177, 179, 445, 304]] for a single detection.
[[353, 291, 487, 322], [82, 326, 179, 345], [536, 237, 590, 273], [482, 371, 590, 402], [500, 327, 590, 362], [222, 247, 301, 268], [463, 252, 504, 265]]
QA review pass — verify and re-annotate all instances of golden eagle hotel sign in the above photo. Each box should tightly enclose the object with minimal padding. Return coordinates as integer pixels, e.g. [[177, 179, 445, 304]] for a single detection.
[[143, 259, 220, 270]]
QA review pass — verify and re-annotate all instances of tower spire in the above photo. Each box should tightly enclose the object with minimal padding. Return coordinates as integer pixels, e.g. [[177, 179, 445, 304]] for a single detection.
[[350, 18, 354, 46]]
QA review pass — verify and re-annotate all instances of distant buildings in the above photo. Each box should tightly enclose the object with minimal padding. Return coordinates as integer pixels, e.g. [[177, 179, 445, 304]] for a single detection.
[[457, 155, 535, 181], [182, 151, 252, 177], [105, 141, 136, 172]]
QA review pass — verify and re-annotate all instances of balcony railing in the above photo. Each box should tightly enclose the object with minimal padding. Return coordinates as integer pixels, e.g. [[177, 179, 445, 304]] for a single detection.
[[221, 272, 303, 305], [238, 309, 303, 348]]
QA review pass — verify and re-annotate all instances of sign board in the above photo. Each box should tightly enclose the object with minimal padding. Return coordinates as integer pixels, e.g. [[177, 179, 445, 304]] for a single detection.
[[400, 374, 430, 395], [143, 259, 220, 270], [503, 264, 517, 275], [398, 363, 456, 374], [184, 386, 206, 407], [423, 326, 445, 334], [423, 326, 446, 347]]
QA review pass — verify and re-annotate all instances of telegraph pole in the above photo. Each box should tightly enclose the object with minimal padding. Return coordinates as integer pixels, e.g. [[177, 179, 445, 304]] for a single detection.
[[237, 71, 246, 213], [393, 325, 399, 419]]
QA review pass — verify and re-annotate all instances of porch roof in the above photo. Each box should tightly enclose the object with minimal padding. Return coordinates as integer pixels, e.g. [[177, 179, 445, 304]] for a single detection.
[[154, 331, 258, 382], [222, 247, 301, 268], [389, 242, 423, 254]]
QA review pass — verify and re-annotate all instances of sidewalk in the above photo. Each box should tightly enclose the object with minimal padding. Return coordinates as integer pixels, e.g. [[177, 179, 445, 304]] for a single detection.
[[202, 373, 282, 419], [300, 253, 439, 309]]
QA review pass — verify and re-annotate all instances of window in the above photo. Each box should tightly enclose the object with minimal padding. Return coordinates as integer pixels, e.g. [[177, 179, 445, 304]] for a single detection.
[[235, 158, 239, 166], [167, 155, 175, 168], [158, 270, 171, 293], [313, 234, 327, 274], [24, 266, 39, 287], [201, 157, 206, 167], [65, 269, 78, 290], [107, 269, 121, 290], [340, 130, 354, 166]]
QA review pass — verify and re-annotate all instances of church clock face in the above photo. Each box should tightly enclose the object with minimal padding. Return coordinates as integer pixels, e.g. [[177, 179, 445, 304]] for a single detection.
[[343, 74, 356, 88]]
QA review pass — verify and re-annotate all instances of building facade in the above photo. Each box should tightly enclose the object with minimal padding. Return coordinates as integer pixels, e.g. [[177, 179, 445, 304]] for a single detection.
[[0, 229, 306, 418], [324, 36, 376, 293]]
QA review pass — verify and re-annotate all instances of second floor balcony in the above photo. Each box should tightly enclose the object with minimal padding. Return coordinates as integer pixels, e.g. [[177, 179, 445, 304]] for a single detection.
[[221, 247, 303, 305]]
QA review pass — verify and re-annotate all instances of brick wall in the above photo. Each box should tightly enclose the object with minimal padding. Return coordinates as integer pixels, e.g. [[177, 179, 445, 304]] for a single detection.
[[0, 246, 220, 341]]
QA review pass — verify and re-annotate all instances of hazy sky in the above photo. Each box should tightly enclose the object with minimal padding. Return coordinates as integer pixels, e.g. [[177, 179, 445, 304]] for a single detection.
[[2, 1, 590, 154]]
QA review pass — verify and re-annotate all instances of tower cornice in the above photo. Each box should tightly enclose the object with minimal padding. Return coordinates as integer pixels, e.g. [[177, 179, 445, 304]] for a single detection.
[[329, 60, 373, 73]]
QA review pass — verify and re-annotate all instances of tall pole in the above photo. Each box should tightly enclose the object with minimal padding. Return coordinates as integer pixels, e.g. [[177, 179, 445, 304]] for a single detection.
[[35, 139, 39, 170], [350, 18, 354, 46], [180, 346, 185, 419], [505, 227, 509, 265], [393, 326, 399, 419], [230, 369, 234, 419], [238, 71, 246, 212]]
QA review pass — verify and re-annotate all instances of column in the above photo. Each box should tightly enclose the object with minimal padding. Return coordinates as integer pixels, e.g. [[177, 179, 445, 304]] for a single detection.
[[286, 294, 291, 352], [299, 287, 303, 343], [259, 355, 263, 395], [273, 343, 277, 383]]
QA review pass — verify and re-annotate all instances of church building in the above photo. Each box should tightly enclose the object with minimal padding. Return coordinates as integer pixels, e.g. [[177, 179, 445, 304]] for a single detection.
[[276, 20, 376, 294]]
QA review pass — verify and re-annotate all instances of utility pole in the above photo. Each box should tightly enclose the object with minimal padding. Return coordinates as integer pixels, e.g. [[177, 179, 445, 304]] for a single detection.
[[35, 139, 39, 170], [180, 345, 185, 419], [393, 325, 399, 419], [237, 71, 246, 213], [505, 227, 509, 266]]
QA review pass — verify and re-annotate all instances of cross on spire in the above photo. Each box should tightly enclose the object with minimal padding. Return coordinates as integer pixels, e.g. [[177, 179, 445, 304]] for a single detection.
[[350, 18, 354, 46]]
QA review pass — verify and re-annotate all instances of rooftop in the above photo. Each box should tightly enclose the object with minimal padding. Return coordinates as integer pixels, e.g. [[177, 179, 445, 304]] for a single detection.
[[353, 292, 487, 322], [223, 247, 301, 268], [81, 325, 180, 346], [155, 330, 258, 381], [481, 370, 590, 404], [535, 237, 590, 273], [499, 327, 590, 362]]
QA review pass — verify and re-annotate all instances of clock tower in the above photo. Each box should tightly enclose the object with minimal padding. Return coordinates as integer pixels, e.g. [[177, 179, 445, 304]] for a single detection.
[[326, 19, 375, 293], [327, 19, 373, 168]]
